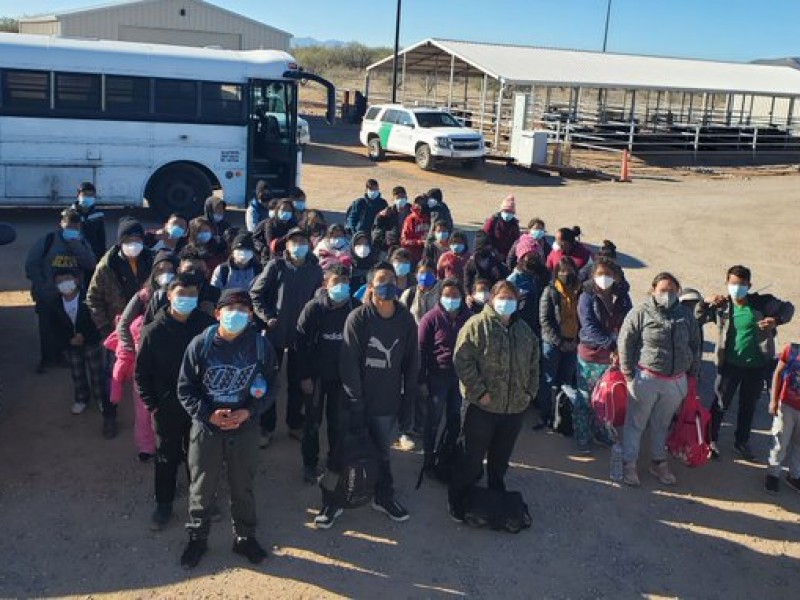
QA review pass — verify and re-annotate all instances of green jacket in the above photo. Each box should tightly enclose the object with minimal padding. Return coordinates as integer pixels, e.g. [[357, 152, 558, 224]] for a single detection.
[[454, 305, 539, 414]]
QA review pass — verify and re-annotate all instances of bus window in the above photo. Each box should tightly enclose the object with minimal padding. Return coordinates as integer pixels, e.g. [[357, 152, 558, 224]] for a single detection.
[[55, 72, 101, 112], [2, 70, 50, 111], [106, 76, 151, 115], [201, 82, 244, 123], [154, 79, 198, 118]]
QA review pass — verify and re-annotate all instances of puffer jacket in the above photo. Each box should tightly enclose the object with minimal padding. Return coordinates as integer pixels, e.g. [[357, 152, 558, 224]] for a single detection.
[[539, 283, 580, 348], [578, 280, 632, 352], [454, 305, 540, 415], [618, 297, 701, 380], [696, 293, 794, 368]]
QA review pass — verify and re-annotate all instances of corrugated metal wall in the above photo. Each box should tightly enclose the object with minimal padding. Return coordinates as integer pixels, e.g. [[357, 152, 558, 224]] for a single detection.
[[56, 0, 291, 51], [18, 20, 61, 35]]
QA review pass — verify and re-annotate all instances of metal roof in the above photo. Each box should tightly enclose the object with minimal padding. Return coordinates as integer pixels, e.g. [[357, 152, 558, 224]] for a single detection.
[[367, 38, 800, 97]]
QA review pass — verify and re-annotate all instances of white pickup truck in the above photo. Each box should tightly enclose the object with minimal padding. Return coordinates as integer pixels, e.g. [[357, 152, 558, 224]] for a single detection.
[[359, 104, 486, 170]]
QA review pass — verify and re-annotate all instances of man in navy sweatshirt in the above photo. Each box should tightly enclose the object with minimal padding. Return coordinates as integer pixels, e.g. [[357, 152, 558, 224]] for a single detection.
[[177, 288, 279, 569]]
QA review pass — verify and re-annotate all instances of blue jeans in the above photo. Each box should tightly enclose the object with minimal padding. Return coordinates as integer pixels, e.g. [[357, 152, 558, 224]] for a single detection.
[[423, 373, 463, 464], [368, 414, 397, 502], [539, 342, 578, 420]]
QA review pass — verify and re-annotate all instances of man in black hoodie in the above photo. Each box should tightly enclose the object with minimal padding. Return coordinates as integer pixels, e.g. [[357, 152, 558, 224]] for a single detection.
[[72, 182, 106, 261], [177, 288, 279, 569], [136, 273, 216, 531], [335, 261, 419, 526], [204, 196, 231, 240]]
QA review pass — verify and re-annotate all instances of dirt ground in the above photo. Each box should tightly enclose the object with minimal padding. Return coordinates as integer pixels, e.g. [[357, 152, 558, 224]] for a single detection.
[[0, 120, 799, 599]]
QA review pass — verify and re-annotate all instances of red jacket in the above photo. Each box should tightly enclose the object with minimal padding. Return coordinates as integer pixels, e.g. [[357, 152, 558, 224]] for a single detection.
[[482, 213, 520, 257], [437, 250, 470, 283], [546, 242, 592, 273], [401, 207, 431, 264]]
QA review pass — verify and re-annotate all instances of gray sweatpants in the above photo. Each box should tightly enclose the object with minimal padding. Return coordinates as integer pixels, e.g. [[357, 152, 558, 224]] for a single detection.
[[623, 371, 687, 464], [186, 420, 259, 540], [768, 404, 800, 478]]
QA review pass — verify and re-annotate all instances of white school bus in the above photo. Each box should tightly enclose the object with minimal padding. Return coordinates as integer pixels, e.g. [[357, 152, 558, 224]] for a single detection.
[[0, 33, 335, 216]]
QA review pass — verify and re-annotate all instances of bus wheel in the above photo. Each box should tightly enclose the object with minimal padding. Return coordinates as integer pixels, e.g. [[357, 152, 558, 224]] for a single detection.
[[147, 164, 212, 219]]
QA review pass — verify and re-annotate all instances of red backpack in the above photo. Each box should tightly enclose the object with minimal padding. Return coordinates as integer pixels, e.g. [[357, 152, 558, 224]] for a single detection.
[[666, 377, 712, 467], [591, 366, 628, 427]]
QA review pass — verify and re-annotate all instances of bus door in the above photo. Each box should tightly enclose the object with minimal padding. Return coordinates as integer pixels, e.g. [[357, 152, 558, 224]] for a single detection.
[[248, 80, 298, 195]]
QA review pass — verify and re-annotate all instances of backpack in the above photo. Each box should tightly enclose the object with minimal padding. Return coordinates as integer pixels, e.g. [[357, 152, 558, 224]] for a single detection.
[[416, 425, 462, 489], [591, 366, 628, 428], [553, 386, 574, 436], [666, 377, 711, 467], [463, 486, 532, 534]]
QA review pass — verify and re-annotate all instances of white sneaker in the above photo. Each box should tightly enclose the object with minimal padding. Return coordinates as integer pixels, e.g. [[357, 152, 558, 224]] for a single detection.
[[71, 402, 87, 415], [398, 434, 416, 451]]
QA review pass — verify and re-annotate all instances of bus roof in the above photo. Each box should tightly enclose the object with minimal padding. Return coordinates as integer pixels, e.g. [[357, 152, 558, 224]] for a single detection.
[[0, 33, 298, 82]]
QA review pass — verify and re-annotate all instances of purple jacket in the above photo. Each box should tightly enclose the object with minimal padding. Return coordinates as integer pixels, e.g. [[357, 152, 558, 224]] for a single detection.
[[578, 281, 632, 350], [418, 303, 471, 378]]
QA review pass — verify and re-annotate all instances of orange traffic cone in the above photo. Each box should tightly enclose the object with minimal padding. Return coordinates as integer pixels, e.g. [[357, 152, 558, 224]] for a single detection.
[[619, 150, 632, 183]]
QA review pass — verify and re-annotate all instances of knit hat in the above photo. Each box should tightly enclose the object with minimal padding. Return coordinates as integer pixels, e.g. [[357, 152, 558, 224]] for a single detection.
[[217, 288, 253, 310], [501, 194, 516, 213], [117, 216, 144, 242], [231, 232, 255, 251], [515, 234, 540, 260]]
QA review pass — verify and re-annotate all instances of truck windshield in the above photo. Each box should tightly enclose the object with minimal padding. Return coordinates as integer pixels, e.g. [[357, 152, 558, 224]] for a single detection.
[[415, 112, 461, 128]]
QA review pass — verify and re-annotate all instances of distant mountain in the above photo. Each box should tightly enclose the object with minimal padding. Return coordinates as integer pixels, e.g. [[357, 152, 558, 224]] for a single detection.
[[292, 37, 348, 49], [752, 57, 800, 69]]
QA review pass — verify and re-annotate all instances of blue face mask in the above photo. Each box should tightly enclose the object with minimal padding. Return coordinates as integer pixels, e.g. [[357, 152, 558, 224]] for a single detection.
[[278, 211, 293, 222], [728, 284, 749, 301], [441, 297, 462, 312], [373, 282, 397, 301], [500, 211, 515, 222], [197, 231, 212, 244], [435, 231, 450, 242], [77, 195, 95, 209], [220, 309, 249, 334], [367, 190, 380, 200], [530, 229, 546, 241], [167, 225, 185, 239], [451, 243, 465, 254], [395, 197, 408, 208], [329, 237, 345, 250], [293, 201, 306, 211], [417, 272, 436, 288], [171, 296, 198, 315], [289, 244, 309, 260], [62, 227, 81, 241], [268, 209, 276, 219], [493, 298, 518, 316], [328, 283, 351, 303], [394, 262, 411, 277]]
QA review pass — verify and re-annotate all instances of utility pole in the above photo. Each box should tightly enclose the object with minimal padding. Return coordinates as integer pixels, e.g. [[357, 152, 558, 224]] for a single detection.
[[391, 0, 402, 103], [602, 0, 613, 52]]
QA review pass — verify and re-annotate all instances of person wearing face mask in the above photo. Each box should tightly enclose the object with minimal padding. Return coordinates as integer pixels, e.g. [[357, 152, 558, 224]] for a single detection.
[[618, 272, 701, 487], [437, 231, 470, 283], [574, 259, 632, 451], [507, 218, 549, 272], [388, 247, 414, 296], [211, 233, 263, 291], [400, 195, 432, 266], [424, 220, 452, 267], [87, 216, 154, 439], [464, 231, 509, 294], [468, 279, 492, 315], [251, 228, 323, 446], [252, 199, 297, 263], [187, 217, 227, 279], [177, 289, 280, 569], [300, 209, 328, 249], [546, 226, 591, 275], [697, 265, 794, 461], [72, 182, 106, 261], [424, 188, 453, 239], [336, 262, 419, 525], [449, 281, 539, 522], [372, 186, 411, 256], [45, 268, 105, 415], [314, 224, 353, 271], [296, 265, 358, 488], [25, 208, 97, 373], [245, 181, 272, 232], [346, 178, 388, 236], [144, 250, 221, 322], [482, 194, 520, 258], [289, 186, 308, 225], [144, 213, 188, 254], [136, 274, 216, 531], [204, 196, 231, 240], [418, 279, 471, 474], [350, 231, 378, 291]]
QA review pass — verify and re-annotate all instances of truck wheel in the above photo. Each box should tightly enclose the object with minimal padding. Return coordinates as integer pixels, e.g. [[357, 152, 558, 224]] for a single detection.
[[147, 164, 212, 219], [415, 144, 435, 171], [368, 138, 385, 161]]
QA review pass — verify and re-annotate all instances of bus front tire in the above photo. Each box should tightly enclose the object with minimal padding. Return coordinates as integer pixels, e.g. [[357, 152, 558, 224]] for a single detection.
[[147, 164, 212, 219]]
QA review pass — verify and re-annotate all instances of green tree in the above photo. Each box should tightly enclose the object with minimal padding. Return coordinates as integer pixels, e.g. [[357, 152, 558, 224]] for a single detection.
[[0, 17, 19, 33]]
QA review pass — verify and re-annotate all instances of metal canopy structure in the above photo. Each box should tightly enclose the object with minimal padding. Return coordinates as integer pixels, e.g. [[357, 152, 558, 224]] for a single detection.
[[365, 38, 800, 159]]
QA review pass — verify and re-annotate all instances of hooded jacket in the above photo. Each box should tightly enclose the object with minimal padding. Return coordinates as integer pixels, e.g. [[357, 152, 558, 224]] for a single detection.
[[578, 279, 633, 363], [418, 302, 471, 379], [372, 203, 410, 252], [350, 232, 378, 290], [437, 249, 470, 283], [482, 213, 520, 258], [252, 216, 297, 263], [25, 229, 97, 303], [400, 206, 431, 264], [204, 197, 231, 239], [507, 268, 545, 337], [296, 290, 357, 381], [454, 305, 539, 414], [426, 200, 454, 239], [464, 249, 510, 292], [346, 193, 388, 235]]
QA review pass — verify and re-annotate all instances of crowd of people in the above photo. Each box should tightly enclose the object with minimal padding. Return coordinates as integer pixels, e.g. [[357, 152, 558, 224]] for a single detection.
[[22, 178, 800, 569]]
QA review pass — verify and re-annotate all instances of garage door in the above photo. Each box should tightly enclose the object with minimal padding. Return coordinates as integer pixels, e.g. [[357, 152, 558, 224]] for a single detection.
[[118, 25, 242, 50]]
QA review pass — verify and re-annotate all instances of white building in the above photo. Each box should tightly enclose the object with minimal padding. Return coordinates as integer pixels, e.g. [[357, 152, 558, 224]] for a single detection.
[[19, 0, 291, 52]]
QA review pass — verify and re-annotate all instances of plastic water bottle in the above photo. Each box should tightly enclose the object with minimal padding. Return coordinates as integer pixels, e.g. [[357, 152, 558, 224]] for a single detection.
[[610, 441, 624, 482]]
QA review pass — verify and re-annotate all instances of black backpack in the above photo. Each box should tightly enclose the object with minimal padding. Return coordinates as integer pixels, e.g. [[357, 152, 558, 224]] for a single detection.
[[553, 387, 574, 437], [416, 425, 463, 488], [463, 486, 532, 534]]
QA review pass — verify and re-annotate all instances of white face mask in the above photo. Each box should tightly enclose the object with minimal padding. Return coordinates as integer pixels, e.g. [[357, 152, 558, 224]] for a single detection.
[[594, 275, 615, 291], [122, 241, 144, 258], [233, 249, 254, 265], [354, 245, 371, 258], [552, 241, 561, 252], [57, 279, 77, 295]]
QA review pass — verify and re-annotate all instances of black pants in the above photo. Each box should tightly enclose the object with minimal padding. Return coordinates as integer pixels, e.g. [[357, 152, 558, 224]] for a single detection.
[[711, 362, 765, 445], [398, 383, 426, 435], [260, 346, 304, 433], [449, 404, 524, 508], [35, 302, 61, 365], [102, 348, 118, 419], [153, 408, 191, 505], [302, 379, 342, 468]]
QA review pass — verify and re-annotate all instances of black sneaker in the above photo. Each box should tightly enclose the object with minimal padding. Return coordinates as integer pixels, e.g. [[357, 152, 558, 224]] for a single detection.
[[314, 505, 343, 530], [734, 442, 757, 462], [764, 475, 780, 495], [180, 538, 207, 570], [233, 536, 268, 564], [371, 497, 410, 522], [786, 476, 800, 495], [102, 418, 118, 440], [150, 503, 173, 531]]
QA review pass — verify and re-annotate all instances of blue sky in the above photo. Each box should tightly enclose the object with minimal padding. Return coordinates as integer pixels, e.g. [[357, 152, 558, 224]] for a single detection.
[[2, 0, 798, 62]]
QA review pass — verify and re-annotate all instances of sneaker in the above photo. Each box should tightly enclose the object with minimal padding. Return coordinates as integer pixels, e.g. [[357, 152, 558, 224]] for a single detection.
[[150, 503, 173, 531], [649, 460, 677, 486], [764, 474, 780, 495], [259, 431, 273, 449], [786, 476, 800, 495], [138, 452, 154, 463], [232, 536, 268, 564], [622, 463, 640, 487], [288, 428, 304, 442], [710, 442, 721, 460], [313, 505, 343, 530], [398, 434, 416, 451], [180, 538, 207, 570], [102, 417, 118, 440], [70, 402, 87, 415], [734, 442, 757, 462], [303, 465, 321, 485], [372, 497, 410, 522]]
